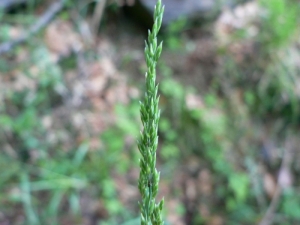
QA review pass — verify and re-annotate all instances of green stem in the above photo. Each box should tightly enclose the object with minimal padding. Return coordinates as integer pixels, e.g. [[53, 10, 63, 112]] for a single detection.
[[137, 1, 165, 225]]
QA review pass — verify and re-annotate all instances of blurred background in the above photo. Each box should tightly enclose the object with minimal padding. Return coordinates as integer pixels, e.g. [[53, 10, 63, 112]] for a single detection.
[[0, 0, 300, 224]]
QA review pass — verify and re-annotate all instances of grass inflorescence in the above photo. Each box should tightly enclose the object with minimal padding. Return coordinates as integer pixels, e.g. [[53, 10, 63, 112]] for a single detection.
[[137, 0, 165, 224]]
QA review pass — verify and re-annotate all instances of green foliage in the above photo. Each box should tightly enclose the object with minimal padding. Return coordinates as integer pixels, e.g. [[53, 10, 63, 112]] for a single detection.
[[165, 17, 187, 50], [227, 173, 249, 210], [254, 0, 300, 123], [218, 0, 300, 128], [101, 102, 140, 174], [259, 0, 298, 49], [281, 190, 300, 220]]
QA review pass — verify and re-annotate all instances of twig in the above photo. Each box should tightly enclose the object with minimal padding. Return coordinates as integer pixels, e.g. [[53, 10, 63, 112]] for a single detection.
[[258, 185, 282, 225], [258, 138, 294, 225], [0, 0, 65, 55], [91, 0, 107, 36]]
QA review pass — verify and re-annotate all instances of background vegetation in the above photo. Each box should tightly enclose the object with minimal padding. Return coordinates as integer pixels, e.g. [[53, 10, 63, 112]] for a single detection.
[[0, 0, 300, 225]]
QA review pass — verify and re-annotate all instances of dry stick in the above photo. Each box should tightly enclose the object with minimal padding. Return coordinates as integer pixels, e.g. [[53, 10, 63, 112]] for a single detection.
[[258, 139, 294, 225], [0, 0, 65, 55], [91, 0, 107, 36], [258, 186, 282, 225]]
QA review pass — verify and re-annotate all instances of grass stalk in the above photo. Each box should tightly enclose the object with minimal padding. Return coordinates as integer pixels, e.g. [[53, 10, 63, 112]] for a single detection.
[[137, 0, 165, 224]]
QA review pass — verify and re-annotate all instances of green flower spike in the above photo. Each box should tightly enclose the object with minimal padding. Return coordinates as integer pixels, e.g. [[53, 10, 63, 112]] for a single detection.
[[137, 0, 165, 225]]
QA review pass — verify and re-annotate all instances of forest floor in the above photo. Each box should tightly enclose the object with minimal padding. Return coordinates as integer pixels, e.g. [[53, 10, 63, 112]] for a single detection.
[[1, 1, 300, 225]]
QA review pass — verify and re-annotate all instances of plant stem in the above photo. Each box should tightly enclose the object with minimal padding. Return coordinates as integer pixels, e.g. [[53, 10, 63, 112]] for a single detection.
[[137, 1, 164, 224]]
